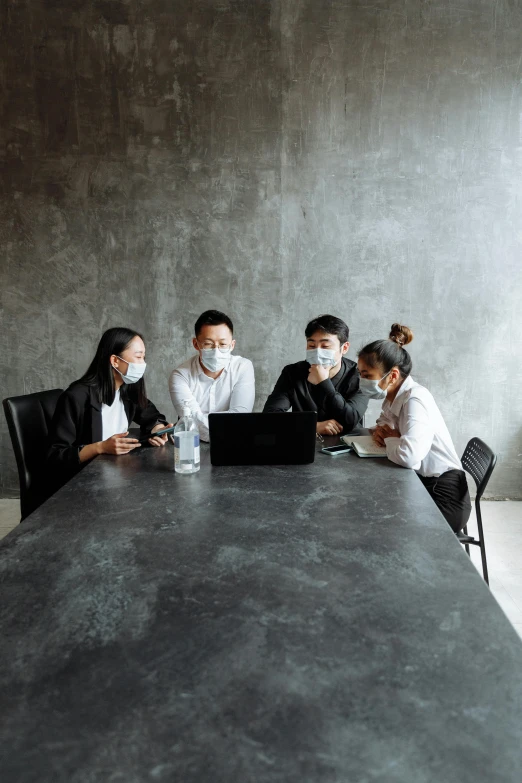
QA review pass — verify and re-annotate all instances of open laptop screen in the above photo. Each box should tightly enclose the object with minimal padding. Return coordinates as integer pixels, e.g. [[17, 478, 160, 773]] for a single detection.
[[208, 412, 317, 466]]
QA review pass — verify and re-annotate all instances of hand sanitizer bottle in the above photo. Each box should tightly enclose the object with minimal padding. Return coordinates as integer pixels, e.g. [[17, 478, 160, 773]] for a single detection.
[[174, 402, 200, 474]]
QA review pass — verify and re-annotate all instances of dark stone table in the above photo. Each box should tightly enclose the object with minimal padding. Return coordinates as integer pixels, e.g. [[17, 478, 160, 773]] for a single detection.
[[1, 441, 522, 782]]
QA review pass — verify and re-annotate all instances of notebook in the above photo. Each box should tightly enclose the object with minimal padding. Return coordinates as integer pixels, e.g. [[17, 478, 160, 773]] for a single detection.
[[341, 435, 388, 458]]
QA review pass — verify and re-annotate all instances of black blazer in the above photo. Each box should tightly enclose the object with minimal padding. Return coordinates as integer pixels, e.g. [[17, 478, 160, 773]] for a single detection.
[[47, 381, 168, 483], [263, 357, 368, 433]]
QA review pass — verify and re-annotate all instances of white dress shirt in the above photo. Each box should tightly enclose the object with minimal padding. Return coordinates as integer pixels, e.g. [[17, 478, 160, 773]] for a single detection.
[[101, 389, 129, 440], [169, 354, 255, 441], [375, 375, 462, 477]]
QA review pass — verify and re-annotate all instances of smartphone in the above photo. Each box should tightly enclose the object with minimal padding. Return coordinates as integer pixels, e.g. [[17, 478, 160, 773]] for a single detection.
[[139, 425, 176, 443], [321, 444, 353, 456]]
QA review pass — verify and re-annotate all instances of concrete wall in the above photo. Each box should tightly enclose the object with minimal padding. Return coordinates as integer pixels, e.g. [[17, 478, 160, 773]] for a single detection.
[[1, 0, 521, 498]]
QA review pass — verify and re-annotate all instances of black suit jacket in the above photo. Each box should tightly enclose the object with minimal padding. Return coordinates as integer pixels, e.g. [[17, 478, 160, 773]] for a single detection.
[[263, 357, 368, 433], [47, 381, 167, 484]]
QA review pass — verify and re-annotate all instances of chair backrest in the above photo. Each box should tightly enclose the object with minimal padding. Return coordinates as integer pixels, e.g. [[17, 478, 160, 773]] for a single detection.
[[3, 389, 63, 520], [461, 437, 497, 501]]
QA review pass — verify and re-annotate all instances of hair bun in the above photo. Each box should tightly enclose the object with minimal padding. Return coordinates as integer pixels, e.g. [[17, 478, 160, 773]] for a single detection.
[[389, 323, 413, 347]]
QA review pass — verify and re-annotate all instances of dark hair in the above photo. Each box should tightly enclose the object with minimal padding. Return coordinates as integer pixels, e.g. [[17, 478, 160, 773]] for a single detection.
[[358, 323, 414, 378], [194, 310, 233, 337], [78, 327, 147, 408], [305, 314, 350, 345]]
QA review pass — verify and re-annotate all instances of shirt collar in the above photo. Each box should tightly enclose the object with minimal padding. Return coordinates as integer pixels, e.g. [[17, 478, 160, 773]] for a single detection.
[[389, 375, 415, 416], [194, 354, 232, 379]]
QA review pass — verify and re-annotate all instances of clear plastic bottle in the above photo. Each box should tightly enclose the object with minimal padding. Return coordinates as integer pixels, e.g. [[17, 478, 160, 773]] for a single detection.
[[174, 402, 200, 474]]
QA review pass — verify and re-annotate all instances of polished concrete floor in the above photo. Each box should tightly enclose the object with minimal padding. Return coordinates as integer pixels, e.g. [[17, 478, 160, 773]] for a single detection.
[[1, 498, 521, 641], [0, 499, 20, 540]]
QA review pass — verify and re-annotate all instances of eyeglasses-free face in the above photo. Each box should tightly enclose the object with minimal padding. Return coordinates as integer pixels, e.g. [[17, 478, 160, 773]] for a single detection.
[[306, 330, 349, 365]]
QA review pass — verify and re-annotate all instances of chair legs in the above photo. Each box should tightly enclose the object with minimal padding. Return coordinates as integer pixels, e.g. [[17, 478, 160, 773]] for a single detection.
[[458, 506, 489, 585], [475, 500, 489, 586], [462, 525, 470, 556]]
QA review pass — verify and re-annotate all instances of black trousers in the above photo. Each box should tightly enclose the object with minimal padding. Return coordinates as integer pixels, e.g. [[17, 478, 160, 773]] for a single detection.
[[418, 469, 472, 533]]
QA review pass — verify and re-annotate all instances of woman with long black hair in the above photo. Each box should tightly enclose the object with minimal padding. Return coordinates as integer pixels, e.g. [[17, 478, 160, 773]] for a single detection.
[[357, 323, 471, 534], [48, 327, 172, 487]]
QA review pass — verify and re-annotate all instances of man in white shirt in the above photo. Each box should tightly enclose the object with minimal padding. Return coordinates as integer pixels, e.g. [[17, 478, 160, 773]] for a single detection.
[[169, 310, 255, 441]]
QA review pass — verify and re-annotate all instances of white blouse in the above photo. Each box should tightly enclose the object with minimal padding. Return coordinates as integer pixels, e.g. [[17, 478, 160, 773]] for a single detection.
[[375, 375, 462, 478], [101, 389, 129, 441]]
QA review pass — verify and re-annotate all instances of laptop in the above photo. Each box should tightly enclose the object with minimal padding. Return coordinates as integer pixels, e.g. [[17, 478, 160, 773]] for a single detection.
[[208, 412, 317, 466]]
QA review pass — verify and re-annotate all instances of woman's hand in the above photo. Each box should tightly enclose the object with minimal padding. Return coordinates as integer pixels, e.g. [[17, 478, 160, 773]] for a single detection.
[[148, 422, 174, 448], [373, 424, 400, 446], [372, 426, 387, 446], [381, 424, 401, 439], [101, 431, 141, 455]]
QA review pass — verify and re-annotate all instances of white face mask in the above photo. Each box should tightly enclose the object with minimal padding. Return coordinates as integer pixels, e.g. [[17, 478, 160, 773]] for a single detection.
[[114, 356, 147, 384], [200, 347, 232, 373], [306, 348, 337, 367], [359, 370, 391, 399]]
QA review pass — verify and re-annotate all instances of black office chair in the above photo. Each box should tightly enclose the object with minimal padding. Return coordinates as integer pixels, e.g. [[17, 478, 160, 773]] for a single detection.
[[459, 437, 497, 585], [3, 389, 63, 521]]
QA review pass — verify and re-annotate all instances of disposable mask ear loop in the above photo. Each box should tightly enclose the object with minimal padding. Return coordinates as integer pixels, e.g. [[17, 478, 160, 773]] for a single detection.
[[381, 368, 392, 389], [359, 368, 393, 399], [114, 356, 147, 384]]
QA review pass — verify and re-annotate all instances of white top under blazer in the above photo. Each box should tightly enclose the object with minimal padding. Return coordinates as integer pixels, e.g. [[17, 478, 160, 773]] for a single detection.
[[101, 389, 129, 441]]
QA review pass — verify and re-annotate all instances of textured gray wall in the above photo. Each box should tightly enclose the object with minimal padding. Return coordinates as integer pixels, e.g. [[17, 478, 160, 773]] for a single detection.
[[1, 0, 521, 498]]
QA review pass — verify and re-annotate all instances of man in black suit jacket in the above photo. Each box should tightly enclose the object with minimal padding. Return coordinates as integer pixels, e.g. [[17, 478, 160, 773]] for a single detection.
[[263, 314, 368, 436]]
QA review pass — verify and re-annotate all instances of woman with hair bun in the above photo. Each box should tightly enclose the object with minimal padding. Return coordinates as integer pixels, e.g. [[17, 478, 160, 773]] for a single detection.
[[357, 324, 471, 533]]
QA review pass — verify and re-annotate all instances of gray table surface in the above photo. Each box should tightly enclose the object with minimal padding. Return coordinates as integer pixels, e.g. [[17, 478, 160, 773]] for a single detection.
[[1, 440, 522, 783]]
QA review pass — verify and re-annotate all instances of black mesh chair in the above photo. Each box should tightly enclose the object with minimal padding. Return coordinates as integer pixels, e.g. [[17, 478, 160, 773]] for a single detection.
[[459, 437, 497, 585], [3, 389, 63, 521]]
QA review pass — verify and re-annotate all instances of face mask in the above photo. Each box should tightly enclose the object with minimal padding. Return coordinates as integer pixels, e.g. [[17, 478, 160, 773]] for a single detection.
[[114, 356, 147, 384], [359, 370, 391, 399], [306, 348, 337, 367], [200, 348, 232, 373]]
